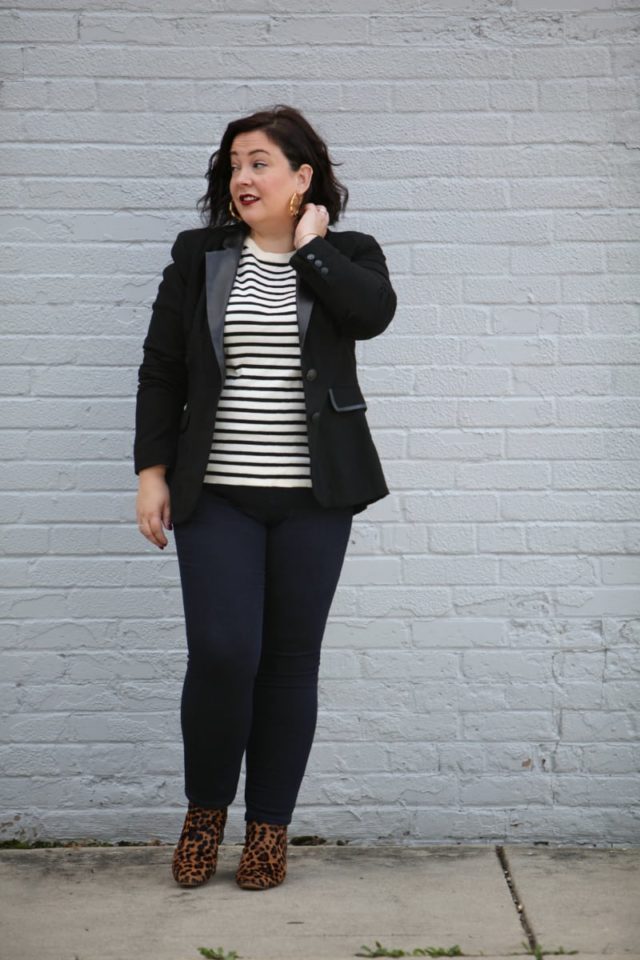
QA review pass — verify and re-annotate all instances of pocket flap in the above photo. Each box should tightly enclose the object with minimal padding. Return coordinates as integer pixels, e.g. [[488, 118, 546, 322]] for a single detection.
[[328, 385, 368, 412]]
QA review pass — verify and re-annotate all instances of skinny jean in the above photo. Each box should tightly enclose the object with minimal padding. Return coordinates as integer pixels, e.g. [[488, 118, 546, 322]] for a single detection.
[[172, 482, 353, 826]]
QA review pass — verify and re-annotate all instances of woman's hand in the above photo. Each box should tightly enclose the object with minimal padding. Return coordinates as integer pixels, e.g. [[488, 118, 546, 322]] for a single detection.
[[294, 203, 330, 249], [136, 465, 172, 549]]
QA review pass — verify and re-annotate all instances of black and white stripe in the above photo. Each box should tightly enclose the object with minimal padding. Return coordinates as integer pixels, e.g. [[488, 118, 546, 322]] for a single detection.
[[204, 235, 312, 488]]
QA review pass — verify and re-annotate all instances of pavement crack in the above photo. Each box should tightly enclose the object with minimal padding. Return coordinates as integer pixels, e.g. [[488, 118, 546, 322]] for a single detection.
[[496, 844, 539, 953]]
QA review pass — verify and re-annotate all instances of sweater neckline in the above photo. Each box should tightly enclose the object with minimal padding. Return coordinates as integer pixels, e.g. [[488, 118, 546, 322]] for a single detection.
[[244, 234, 295, 263]]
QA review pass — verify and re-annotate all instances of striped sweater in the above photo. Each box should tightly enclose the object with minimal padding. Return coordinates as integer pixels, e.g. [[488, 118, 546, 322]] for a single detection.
[[203, 234, 313, 488]]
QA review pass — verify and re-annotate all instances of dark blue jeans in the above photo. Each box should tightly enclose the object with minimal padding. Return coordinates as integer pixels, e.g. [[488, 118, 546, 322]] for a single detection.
[[172, 482, 353, 826]]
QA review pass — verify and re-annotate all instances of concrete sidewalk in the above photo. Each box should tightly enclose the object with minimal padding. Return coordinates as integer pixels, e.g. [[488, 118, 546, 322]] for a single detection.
[[1, 842, 638, 960]]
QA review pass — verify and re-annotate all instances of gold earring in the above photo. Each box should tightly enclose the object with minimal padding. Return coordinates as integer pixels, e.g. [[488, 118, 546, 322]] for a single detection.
[[288, 192, 302, 218], [228, 199, 241, 220]]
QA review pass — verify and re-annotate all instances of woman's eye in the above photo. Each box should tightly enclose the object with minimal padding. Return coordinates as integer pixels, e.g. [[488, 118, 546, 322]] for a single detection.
[[231, 162, 266, 172]]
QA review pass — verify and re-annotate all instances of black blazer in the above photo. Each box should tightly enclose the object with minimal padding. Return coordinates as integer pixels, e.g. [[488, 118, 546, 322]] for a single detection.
[[134, 221, 397, 524]]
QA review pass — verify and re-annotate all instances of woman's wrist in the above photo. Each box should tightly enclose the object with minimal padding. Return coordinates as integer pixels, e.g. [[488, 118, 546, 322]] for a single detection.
[[295, 232, 321, 251], [139, 464, 167, 481]]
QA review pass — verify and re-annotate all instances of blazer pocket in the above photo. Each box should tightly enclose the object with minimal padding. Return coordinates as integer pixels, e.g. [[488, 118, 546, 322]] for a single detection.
[[328, 385, 368, 412]]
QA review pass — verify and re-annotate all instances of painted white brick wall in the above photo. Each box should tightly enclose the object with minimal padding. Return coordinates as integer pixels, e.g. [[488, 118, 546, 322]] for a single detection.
[[1, 0, 639, 845]]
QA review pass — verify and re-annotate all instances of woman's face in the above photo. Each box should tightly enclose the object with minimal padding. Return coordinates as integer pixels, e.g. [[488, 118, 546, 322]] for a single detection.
[[229, 129, 312, 233]]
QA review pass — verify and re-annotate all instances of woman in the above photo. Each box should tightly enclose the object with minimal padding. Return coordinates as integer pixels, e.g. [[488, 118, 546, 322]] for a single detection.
[[134, 105, 397, 891]]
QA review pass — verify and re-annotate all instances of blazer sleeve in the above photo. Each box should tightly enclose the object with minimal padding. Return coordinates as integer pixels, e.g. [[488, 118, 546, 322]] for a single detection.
[[133, 230, 189, 475], [289, 231, 397, 340]]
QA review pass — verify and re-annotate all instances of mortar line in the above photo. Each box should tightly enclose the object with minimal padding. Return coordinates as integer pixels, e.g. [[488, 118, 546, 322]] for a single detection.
[[495, 844, 539, 953]]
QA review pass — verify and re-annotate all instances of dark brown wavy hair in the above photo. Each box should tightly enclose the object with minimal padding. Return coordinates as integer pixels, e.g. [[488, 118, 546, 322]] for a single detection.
[[196, 104, 349, 229]]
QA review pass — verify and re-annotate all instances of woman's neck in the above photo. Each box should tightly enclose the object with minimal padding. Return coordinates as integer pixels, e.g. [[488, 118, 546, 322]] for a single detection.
[[247, 229, 296, 253]]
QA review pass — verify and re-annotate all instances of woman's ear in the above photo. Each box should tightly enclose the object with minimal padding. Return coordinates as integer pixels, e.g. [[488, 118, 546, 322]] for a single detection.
[[298, 163, 313, 193]]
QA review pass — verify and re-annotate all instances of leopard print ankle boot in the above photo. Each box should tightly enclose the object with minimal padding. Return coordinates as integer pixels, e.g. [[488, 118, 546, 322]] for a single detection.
[[172, 801, 228, 887], [235, 819, 288, 890]]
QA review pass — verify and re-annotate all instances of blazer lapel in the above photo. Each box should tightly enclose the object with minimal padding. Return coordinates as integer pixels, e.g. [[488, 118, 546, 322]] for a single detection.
[[204, 231, 243, 384], [204, 224, 317, 383], [296, 273, 314, 357]]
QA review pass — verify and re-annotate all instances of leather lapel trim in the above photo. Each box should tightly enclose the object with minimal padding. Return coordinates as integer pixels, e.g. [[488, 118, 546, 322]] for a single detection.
[[296, 274, 314, 356], [205, 244, 243, 383]]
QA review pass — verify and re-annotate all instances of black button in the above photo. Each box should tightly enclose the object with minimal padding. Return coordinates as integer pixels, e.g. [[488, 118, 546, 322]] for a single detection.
[[306, 253, 315, 261], [320, 266, 328, 275], [306, 368, 317, 381], [311, 411, 320, 423], [314, 258, 323, 267]]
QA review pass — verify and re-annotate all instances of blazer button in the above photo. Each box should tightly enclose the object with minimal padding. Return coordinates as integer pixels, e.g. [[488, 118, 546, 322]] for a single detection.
[[306, 368, 317, 381], [314, 258, 323, 267], [320, 266, 328, 275], [311, 411, 320, 423], [306, 253, 315, 261]]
